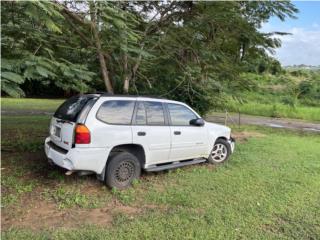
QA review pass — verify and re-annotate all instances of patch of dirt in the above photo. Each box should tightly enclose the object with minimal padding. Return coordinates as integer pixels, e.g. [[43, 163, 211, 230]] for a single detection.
[[1, 198, 143, 230], [232, 131, 266, 143]]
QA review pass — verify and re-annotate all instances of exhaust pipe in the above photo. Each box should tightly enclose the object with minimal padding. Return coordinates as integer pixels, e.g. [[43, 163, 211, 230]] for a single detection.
[[65, 170, 75, 176]]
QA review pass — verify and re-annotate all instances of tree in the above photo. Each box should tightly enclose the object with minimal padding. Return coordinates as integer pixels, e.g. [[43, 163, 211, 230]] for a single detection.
[[1, 1, 95, 97], [1, 1, 298, 114]]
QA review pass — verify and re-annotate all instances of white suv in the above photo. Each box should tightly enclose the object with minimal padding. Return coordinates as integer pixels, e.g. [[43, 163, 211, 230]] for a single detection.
[[45, 94, 235, 188]]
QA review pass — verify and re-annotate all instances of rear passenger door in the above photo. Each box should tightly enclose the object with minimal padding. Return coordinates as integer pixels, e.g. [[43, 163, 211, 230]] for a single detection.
[[132, 101, 171, 166], [89, 99, 135, 148], [167, 103, 207, 161]]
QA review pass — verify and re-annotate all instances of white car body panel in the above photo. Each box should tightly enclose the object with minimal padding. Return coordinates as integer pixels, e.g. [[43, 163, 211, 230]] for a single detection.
[[45, 95, 234, 176], [45, 137, 109, 174], [132, 125, 171, 166], [205, 122, 231, 155], [169, 125, 208, 161], [49, 117, 75, 150]]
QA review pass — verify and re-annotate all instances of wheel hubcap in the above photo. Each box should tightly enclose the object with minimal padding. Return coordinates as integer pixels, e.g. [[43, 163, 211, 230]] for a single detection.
[[115, 161, 135, 182], [211, 143, 227, 162]]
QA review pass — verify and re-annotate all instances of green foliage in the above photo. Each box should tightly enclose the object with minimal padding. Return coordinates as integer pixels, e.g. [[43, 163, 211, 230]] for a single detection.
[[298, 72, 320, 101], [1, 59, 25, 97], [1, 1, 299, 114], [1, 1, 96, 97], [218, 68, 320, 121]]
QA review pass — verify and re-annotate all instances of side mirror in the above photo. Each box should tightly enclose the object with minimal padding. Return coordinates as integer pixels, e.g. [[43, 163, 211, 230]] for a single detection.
[[190, 118, 205, 126]]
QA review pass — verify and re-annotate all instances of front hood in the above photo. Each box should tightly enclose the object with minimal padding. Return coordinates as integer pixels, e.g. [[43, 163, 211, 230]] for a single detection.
[[205, 121, 231, 138]]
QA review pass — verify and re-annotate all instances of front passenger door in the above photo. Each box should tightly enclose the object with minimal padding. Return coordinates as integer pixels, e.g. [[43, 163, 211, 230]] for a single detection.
[[167, 103, 207, 161]]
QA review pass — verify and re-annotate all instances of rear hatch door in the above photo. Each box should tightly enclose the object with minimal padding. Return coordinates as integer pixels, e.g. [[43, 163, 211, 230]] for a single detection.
[[49, 95, 95, 150]]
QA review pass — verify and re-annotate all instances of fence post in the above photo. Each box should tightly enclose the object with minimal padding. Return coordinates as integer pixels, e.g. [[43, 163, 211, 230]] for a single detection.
[[238, 110, 240, 128], [224, 110, 228, 126]]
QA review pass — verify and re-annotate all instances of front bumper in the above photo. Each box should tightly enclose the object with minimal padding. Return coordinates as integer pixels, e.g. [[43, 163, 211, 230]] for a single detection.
[[44, 137, 109, 174], [228, 137, 235, 153]]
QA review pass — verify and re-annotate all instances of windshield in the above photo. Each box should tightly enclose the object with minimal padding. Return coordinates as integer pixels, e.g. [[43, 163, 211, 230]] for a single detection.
[[53, 95, 94, 122]]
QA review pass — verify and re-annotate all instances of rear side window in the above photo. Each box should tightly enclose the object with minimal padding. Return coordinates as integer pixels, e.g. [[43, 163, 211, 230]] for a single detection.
[[54, 95, 93, 122], [167, 103, 197, 126], [145, 101, 165, 125], [97, 100, 135, 124]]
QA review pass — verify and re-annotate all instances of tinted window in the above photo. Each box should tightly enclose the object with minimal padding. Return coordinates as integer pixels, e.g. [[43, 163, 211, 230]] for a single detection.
[[135, 102, 146, 125], [168, 103, 197, 125], [54, 95, 93, 122], [145, 102, 165, 125], [77, 98, 97, 123], [97, 100, 135, 124]]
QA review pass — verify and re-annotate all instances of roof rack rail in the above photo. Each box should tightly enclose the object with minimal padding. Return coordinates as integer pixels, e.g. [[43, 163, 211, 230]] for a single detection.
[[98, 92, 167, 100]]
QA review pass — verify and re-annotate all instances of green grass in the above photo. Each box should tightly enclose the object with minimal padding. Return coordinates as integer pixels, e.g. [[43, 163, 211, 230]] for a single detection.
[[219, 72, 320, 122], [226, 101, 320, 122], [1, 115, 51, 152], [43, 186, 106, 209], [2, 175, 38, 207], [1, 97, 63, 112], [2, 114, 320, 239]]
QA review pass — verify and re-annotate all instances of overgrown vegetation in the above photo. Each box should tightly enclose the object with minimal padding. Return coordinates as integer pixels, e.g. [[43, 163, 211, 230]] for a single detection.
[[215, 69, 320, 121]]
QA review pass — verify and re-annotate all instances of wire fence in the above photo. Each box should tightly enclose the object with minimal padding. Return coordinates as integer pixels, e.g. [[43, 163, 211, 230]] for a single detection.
[[206, 110, 241, 128]]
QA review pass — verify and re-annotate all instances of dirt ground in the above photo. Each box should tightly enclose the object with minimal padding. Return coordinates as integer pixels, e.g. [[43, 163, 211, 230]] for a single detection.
[[2, 197, 141, 230]]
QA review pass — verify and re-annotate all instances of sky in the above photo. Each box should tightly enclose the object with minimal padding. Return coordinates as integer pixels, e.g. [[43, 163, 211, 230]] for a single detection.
[[260, 1, 320, 66]]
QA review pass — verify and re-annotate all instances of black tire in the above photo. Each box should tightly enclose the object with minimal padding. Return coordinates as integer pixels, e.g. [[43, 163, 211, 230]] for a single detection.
[[208, 138, 231, 164], [105, 152, 141, 189]]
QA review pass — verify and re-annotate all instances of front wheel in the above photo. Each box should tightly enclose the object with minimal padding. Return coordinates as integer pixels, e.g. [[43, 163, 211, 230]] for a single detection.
[[208, 138, 231, 164], [105, 152, 141, 189]]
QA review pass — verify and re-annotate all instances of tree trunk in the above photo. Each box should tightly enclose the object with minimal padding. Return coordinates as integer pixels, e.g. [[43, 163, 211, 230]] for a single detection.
[[123, 76, 130, 94], [97, 48, 114, 93], [90, 2, 113, 94], [123, 54, 130, 94]]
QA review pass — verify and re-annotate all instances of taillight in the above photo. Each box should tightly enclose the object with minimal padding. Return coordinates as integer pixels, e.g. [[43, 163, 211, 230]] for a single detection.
[[75, 124, 91, 144]]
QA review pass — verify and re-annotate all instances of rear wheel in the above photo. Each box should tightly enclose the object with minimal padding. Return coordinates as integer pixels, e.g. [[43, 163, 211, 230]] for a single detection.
[[208, 138, 231, 164], [105, 152, 141, 189]]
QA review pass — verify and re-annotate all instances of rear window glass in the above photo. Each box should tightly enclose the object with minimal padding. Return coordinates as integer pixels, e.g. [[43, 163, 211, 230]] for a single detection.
[[54, 95, 93, 122], [97, 100, 135, 124]]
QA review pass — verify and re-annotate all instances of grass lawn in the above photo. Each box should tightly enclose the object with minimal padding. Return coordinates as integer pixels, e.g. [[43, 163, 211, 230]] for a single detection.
[[1, 114, 320, 239], [1, 98, 63, 112], [227, 101, 320, 122]]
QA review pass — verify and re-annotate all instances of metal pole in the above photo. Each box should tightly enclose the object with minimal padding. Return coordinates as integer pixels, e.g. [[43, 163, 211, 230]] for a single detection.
[[225, 110, 227, 126]]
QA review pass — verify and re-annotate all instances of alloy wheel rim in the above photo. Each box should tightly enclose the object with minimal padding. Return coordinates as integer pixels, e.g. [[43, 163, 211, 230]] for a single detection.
[[211, 143, 227, 162]]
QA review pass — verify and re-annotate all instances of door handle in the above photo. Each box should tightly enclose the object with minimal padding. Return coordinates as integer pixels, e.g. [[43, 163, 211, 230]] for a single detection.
[[137, 131, 146, 136], [174, 131, 181, 135]]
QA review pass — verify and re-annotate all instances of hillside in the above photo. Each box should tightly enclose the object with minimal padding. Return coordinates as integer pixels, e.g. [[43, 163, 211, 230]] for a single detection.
[[214, 69, 320, 121]]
